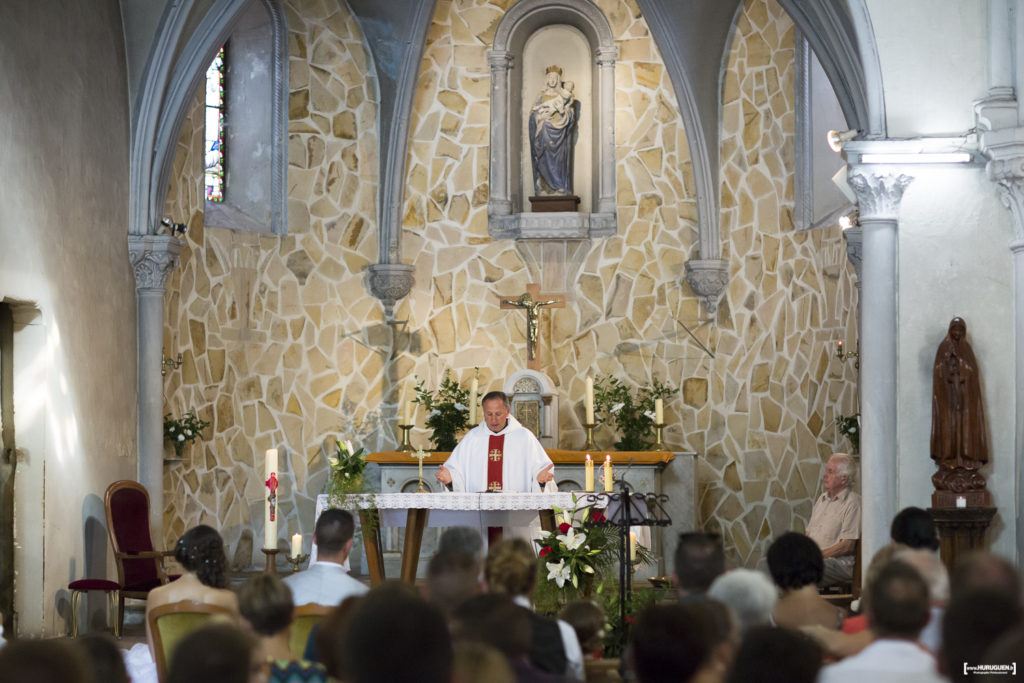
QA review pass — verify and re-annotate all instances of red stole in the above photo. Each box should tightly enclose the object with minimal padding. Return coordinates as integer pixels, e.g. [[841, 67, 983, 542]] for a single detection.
[[487, 434, 504, 492]]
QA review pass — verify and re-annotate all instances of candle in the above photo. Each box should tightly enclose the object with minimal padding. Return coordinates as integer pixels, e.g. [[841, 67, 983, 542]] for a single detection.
[[291, 533, 302, 558], [630, 531, 637, 562], [404, 399, 414, 425], [604, 454, 613, 493], [655, 398, 663, 424], [469, 377, 479, 424], [264, 449, 278, 550], [837, 340, 844, 355], [585, 376, 595, 424], [585, 454, 594, 492], [956, 496, 967, 509]]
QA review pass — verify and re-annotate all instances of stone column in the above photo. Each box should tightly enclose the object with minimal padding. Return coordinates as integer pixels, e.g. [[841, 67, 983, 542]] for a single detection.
[[596, 46, 618, 217], [984, 145, 1024, 567], [128, 235, 181, 539], [487, 50, 512, 218], [846, 169, 913, 564]]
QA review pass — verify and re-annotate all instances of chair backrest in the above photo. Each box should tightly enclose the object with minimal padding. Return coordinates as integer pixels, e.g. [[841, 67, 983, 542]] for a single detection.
[[289, 603, 332, 660], [149, 600, 236, 683], [105, 480, 161, 590]]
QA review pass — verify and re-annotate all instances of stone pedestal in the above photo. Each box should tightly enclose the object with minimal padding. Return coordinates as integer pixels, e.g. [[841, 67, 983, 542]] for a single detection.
[[529, 195, 580, 212], [928, 506, 997, 575]]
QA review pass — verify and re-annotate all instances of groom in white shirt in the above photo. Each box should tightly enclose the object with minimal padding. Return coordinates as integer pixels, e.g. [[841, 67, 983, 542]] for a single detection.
[[436, 391, 555, 493], [283, 508, 369, 606]]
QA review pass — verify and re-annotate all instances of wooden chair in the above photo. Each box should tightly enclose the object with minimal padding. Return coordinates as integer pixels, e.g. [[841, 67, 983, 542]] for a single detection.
[[289, 603, 332, 659], [148, 600, 235, 683], [823, 539, 862, 607], [105, 480, 175, 635]]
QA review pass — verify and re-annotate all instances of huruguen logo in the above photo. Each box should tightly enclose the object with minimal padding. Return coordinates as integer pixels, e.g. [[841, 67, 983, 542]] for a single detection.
[[964, 663, 1016, 676]]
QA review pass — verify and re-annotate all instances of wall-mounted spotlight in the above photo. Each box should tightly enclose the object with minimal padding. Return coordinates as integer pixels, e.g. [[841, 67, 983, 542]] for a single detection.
[[839, 209, 859, 230], [827, 129, 859, 153], [160, 217, 188, 237]]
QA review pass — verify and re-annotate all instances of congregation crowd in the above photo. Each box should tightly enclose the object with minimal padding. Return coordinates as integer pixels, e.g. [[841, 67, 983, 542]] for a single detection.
[[0, 503, 1021, 682]]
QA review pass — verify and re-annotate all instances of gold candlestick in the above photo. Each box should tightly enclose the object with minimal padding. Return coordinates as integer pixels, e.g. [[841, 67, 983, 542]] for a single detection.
[[261, 548, 280, 575], [288, 552, 310, 573], [397, 424, 414, 452], [652, 422, 667, 451], [581, 422, 597, 451], [412, 448, 430, 492]]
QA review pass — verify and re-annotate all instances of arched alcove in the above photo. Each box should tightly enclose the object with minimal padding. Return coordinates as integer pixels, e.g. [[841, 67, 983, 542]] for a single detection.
[[488, 0, 618, 240]]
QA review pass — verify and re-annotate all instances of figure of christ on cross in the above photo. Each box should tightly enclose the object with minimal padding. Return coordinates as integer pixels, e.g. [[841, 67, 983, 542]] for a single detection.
[[499, 283, 565, 370]]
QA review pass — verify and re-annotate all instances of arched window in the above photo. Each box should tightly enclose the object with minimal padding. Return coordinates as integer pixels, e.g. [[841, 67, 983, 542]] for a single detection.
[[203, 0, 287, 235]]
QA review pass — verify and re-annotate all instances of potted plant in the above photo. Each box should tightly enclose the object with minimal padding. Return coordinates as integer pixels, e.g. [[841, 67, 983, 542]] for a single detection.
[[593, 375, 676, 450], [413, 370, 471, 451], [163, 410, 211, 459], [326, 438, 368, 499], [836, 412, 860, 454]]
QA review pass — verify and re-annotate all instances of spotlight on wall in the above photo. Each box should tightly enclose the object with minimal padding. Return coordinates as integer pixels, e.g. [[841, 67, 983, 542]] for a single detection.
[[160, 217, 188, 237], [827, 129, 859, 153], [839, 209, 859, 230]]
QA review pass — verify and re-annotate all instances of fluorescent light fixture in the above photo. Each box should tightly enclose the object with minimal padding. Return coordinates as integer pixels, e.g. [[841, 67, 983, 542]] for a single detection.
[[859, 152, 972, 164]]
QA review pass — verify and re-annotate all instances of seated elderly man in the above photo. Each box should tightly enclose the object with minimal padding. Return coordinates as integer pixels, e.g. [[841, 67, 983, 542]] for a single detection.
[[806, 453, 861, 587]]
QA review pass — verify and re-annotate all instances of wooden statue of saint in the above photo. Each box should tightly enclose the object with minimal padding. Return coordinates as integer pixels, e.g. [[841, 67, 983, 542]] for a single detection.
[[930, 317, 990, 507]]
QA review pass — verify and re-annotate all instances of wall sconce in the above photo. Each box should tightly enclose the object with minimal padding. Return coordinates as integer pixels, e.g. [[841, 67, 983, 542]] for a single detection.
[[161, 351, 183, 376], [160, 217, 188, 237], [827, 129, 859, 153], [835, 340, 859, 368]]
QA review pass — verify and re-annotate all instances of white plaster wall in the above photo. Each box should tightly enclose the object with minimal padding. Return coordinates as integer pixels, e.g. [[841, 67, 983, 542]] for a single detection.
[[865, 0, 988, 137], [0, 0, 138, 636], [897, 166, 1016, 559]]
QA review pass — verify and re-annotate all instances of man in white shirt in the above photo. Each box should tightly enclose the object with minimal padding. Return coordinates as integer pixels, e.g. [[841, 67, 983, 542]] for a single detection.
[[283, 509, 368, 606], [818, 561, 945, 683], [806, 453, 861, 587], [436, 391, 554, 493]]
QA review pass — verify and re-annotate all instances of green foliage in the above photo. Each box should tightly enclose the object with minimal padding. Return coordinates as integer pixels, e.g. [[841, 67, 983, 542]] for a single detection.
[[836, 412, 860, 453], [413, 370, 472, 451], [163, 411, 210, 456], [326, 439, 368, 498], [601, 585, 667, 657], [593, 375, 676, 450]]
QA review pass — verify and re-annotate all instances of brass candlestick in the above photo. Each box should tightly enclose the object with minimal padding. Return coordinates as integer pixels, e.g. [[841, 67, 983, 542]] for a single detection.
[[288, 552, 310, 573], [581, 422, 597, 451], [652, 422, 667, 451], [397, 424, 414, 452], [412, 448, 430, 492], [261, 548, 280, 575]]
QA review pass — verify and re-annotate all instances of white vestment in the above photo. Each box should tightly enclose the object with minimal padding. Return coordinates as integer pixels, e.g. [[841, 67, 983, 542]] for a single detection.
[[444, 415, 552, 492]]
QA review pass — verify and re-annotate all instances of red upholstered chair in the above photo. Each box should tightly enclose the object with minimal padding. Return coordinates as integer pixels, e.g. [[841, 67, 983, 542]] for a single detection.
[[105, 480, 174, 635]]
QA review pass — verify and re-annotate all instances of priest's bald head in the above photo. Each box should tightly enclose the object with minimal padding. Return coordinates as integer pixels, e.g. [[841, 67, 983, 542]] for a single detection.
[[481, 391, 510, 433]]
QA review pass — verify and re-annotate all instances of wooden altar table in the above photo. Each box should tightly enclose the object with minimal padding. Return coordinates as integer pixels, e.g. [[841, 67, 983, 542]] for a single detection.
[[314, 492, 603, 585]]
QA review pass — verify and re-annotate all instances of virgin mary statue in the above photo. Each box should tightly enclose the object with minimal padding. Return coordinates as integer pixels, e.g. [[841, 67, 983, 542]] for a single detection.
[[528, 65, 580, 196]]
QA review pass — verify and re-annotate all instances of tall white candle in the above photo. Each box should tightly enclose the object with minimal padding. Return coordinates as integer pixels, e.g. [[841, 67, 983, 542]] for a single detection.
[[654, 398, 664, 424], [264, 449, 278, 549], [291, 533, 302, 558], [585, 454, 594, 492], [585, 376, 595, 424], [604, 454, 613, 493], [469, 377, 479, 424], [630, 531, 637, 562], [404, 398, 413, 425]]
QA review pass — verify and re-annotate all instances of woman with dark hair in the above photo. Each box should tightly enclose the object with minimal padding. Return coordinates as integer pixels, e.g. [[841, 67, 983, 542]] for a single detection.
[[167, 623, 266, 683], [767, 532, 846, 631], [890, 507, 940, 551], [145, 525, 239, 659]]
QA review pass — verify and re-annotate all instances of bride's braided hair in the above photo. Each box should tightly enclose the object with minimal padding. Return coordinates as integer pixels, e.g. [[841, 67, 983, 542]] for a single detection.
[[174, 524, 229, 589]]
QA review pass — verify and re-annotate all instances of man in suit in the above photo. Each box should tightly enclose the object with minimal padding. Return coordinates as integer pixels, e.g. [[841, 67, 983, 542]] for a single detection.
[[284, 509, 368, 606]]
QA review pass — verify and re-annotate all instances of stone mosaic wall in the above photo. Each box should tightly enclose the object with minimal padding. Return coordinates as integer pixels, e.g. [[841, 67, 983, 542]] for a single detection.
[[162, 0, 859, 570]]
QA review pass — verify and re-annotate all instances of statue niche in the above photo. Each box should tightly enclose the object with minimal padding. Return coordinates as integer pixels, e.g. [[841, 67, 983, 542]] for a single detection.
[[528, 65, 580, 212], [930, 317, 991, 507]]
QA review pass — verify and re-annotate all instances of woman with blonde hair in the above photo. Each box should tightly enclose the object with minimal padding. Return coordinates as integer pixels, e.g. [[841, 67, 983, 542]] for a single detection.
[[485, 538, 584, 680]]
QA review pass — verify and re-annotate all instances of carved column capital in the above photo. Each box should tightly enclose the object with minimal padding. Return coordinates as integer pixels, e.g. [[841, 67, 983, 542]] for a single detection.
[[846, 170, 914, 221], [843, 226, 863, 286], [128, 234, 182, 293], [684, 259, 729, 314], [983, 142, 1024, 244], [487, 49, 511, 70], [595, 46, 618, 66], [365, 263, 415, 320]]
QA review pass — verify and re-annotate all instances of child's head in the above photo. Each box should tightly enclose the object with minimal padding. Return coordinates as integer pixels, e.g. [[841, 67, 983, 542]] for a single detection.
[[559, 600, 606, 655], [561, 80, 575, 95]]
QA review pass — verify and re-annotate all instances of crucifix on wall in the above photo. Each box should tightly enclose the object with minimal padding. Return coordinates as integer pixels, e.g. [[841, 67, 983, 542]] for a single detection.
[[499, 283, 565, 370]]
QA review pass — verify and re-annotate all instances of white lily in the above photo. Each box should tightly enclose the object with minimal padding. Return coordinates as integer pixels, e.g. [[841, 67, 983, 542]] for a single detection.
[[546, 559, 571, 588], [327, 454, 339, 467], [643, 411, 655, 420], [177, 433, 185, 442], [557, 527, 586, 551], [345, 439, 354, 454], [611, 402, 624, 413], [454, 403, 468, 411]]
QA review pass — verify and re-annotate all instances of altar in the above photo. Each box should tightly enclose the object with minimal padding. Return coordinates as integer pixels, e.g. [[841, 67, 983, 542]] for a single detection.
[[357, 448, 697, 578]]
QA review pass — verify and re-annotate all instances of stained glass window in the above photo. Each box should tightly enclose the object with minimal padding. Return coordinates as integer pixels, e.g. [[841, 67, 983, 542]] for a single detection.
[[204, 47, 226, 203]]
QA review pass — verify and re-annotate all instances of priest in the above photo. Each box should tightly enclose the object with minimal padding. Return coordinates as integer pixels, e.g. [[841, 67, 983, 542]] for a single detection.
[[436, 391, 555, 492]]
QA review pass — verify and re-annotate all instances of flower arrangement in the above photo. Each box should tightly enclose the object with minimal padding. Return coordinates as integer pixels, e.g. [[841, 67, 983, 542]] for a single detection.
[[163, 410, 211, 458], [836, 412, 860, 454], [593, 375, 676, 450], [413, 370, 471, 451], [535, 496, 617, 596], [326, 439, 368, 499]]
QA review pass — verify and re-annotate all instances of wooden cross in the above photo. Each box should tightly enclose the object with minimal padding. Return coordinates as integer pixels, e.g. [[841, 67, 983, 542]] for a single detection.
[[498, 283, 565, 370]]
